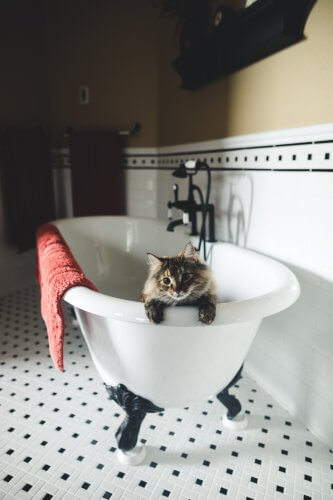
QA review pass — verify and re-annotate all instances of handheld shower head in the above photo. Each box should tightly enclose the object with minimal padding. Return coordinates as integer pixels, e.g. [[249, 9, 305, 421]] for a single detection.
[[172, 163, 187, 178], [172, 160, 203, 178]]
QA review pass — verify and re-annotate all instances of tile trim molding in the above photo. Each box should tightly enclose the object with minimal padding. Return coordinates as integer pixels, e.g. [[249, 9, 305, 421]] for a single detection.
[[52, 122, 333, 172]]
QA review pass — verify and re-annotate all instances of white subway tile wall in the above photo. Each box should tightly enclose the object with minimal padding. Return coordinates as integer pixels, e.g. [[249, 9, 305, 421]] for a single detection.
[[125, 170, 159, 218], [51, 123, 333, 446], [123, 123, 333, 447], [217, 169, 333, 447]]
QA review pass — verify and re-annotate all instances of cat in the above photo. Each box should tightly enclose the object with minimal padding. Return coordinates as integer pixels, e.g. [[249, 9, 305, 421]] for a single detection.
[[141, 242, 216, 325]]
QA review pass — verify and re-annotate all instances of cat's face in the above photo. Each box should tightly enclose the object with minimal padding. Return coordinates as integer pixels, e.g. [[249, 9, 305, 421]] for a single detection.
[[146, 243, 210, 303]]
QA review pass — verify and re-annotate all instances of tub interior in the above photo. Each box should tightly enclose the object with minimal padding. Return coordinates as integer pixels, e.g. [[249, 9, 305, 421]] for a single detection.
[[56, 217, 283, 303]]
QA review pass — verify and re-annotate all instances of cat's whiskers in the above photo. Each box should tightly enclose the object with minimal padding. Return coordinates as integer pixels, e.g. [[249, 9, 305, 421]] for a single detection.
[[171, 291, 190, 302], [142, 242, 216, 324]]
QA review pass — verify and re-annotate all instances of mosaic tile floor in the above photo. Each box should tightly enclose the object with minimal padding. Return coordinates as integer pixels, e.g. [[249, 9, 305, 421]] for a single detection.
[[0, 285, 332, 500]]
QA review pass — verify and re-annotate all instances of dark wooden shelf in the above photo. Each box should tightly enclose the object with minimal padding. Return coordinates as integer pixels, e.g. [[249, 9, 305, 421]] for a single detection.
[[172, 0, 316, 90]]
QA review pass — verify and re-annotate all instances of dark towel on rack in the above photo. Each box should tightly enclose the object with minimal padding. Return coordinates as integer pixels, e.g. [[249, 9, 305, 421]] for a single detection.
[[69, 129, 125, 216], [0, 127, 55, 252]]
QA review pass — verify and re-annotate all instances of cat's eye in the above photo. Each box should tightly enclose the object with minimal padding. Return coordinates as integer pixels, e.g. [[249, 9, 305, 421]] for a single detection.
[[163, 277, 171, 285], [182, 273, 190, 281]]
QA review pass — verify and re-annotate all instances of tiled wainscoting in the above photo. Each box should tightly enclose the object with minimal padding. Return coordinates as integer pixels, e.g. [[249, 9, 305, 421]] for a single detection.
[[0, 285, 332, 499], [52, 123, 333, 447]]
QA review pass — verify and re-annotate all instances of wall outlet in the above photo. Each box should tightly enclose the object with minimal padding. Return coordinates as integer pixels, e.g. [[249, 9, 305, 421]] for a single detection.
[[79, 85, 89, 105]]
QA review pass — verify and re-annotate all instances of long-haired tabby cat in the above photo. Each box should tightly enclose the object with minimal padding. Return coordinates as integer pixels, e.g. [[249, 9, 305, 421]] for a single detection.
[[141, 242, 216, 324]]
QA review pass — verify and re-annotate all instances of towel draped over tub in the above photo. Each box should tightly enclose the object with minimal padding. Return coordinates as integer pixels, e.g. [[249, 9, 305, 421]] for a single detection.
[[36, 223, 97, 371]]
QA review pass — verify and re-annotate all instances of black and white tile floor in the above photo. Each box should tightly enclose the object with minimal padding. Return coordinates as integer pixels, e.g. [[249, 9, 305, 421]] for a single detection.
[[0, 285, 332, 500]]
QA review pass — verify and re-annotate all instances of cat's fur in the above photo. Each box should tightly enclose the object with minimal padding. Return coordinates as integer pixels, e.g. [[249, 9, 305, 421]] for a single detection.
[[141, 242, 216, 324]]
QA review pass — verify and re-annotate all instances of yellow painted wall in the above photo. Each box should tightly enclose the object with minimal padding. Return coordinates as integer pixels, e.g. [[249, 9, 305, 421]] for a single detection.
[[225, 0, 333, 137], [0, 0, 48, 127], [1, 0, 332, 146], [158, 0, 333, 145], [45, 0, 160, 148]]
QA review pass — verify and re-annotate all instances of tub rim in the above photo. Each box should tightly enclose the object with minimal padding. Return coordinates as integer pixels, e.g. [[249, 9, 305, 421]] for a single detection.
[[59, 215, 300, 326]]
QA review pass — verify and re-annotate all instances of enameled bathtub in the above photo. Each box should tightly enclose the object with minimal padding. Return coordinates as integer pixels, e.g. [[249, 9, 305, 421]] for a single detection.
[[55, 216, 300, 464]]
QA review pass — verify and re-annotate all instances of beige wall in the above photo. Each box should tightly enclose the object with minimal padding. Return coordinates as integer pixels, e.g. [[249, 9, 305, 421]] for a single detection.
[[0, 0, 48, 127], [158, 14, 231, 146], [157, 0, 333, 145], [45, 0, 160, 148], [1, 0, 331, 146], [0, 0, 160, 145]]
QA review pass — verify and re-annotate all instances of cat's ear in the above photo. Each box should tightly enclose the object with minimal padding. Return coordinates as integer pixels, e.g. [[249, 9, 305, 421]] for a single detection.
[[146, 253, 162, 268], [181, 242, 198, 262]]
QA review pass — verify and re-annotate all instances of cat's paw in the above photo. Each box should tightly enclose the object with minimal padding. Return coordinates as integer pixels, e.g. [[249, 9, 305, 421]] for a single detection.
[[145, 301, 164, 324], [199, 303, 216, 325]]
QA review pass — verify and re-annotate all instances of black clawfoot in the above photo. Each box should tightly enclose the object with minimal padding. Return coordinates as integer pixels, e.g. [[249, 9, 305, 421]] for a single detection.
[[216, 364, 243, 419], [105, 383, 164, 452]]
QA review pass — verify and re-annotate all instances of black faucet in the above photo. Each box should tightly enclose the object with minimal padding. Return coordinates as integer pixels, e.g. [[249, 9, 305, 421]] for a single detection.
[[166, 218, 184, 232], [167, 161, 216, 248]]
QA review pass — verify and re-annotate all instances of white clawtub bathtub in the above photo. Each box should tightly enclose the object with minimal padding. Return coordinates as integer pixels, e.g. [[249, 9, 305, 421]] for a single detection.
[[55, 216, 300, 465]]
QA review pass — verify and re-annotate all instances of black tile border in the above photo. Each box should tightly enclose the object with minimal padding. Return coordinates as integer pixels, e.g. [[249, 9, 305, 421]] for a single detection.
[[51, 138, 333, 172]]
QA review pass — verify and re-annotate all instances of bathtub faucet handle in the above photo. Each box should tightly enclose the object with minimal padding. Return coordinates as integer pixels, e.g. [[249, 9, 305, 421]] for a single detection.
[[167, 184, 180, 220], [173, 183, 179, 203]]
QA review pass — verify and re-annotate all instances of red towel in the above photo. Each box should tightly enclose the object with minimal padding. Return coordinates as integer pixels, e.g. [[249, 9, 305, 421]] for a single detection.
[[36, 223, 97, 371]]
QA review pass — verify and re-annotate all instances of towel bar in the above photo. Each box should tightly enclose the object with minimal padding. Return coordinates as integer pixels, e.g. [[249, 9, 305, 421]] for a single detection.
[[63, 122, 141, 138]]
